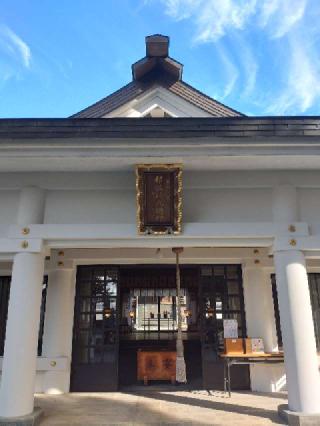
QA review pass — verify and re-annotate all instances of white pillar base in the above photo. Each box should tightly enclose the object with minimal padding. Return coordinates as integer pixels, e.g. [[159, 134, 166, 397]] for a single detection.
[[278, 404, 320, 426], [0, 407, 43, 425]]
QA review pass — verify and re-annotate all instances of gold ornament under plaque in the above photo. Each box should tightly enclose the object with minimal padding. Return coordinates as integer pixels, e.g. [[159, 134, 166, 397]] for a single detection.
[[136, 164, 182, 235]]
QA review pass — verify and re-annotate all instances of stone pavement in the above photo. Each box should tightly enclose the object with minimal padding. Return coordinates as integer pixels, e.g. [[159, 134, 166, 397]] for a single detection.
[[35, 390, 287, 425]]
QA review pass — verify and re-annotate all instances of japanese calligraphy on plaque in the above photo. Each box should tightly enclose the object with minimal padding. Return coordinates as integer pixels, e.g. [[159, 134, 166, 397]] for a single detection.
[[136, 164, 182, 235]]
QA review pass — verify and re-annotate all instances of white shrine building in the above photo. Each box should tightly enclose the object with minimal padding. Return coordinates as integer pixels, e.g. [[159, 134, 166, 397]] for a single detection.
[[0, 35, 320, 425]]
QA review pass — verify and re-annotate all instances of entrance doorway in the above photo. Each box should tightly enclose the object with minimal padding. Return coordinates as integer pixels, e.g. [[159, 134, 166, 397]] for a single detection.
[[118, 266, 202, 388], [70, 264, 249, 391]]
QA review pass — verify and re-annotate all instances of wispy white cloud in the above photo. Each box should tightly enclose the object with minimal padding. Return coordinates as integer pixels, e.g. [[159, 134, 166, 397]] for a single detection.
[[162, 0, 202, 21], [215, 44, 239, 99], [0, 24, 31, 68], [161, 0, 307, 41], [163, 0, 257, 42], [233, 35, 258, 97], [267, 35, 320, 114], [259, 0, 307, 38], [155, 0, 320, 114]]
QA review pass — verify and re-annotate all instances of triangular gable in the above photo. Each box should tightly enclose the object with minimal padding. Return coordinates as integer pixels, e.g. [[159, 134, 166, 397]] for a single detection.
[[72, 77, 243, 118], [71, 35, 244, 118]]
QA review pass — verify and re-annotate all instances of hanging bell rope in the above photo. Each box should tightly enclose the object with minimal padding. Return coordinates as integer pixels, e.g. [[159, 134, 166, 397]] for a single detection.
[[172, 247, 187, 383]]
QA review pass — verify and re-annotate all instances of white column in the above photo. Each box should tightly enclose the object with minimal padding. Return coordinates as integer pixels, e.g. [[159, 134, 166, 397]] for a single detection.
[[243, 265, 284, 393], [273, 184, 320, 413], [274, 250, 320, 412], [0, 186, 45, 418], [0, 252, 45, 417], [42, 264, 76, 394], [243, 266, 278, 352]]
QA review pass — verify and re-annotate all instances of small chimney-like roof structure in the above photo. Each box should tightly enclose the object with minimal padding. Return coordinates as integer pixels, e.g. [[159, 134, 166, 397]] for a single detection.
[[146, 34, 169, 57], [132, 34, 183, 81]]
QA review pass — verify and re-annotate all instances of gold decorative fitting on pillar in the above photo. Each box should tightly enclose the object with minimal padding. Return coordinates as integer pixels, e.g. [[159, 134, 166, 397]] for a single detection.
[[58, 250, 64, 256], [254, 259, 260, 265], [58, 261, 64, 267], [50, 361, 57, 367], [288, 225, 296, 232], [290, 239, 297, 246], [253, 249, 259, 254], [22, 227, 30, 235], [21, 241, 29, 249]]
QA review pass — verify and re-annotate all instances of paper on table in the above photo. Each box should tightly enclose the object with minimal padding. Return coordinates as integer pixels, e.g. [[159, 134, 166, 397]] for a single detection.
[[223, 319, 238, 338]]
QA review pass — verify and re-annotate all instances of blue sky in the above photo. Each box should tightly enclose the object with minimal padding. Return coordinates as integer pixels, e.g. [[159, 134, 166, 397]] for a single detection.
[[1, 0, 320, 117]]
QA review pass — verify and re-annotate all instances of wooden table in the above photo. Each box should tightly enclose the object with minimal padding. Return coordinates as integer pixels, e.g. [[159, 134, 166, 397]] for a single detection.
[[220, 352, 284, 396]]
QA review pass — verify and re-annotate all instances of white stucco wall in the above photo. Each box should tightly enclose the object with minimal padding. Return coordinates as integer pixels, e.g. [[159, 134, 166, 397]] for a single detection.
[[43, 187, 273, 224], [0, 190, 19, 224], [44, 189, 136, 224], [298, 188, 320, 234], [184, 188, 272, 222], [3, 169, 320, 231]]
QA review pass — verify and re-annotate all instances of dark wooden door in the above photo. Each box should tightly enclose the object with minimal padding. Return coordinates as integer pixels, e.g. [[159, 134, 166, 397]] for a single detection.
[[70, 266, 119, 391], [199, 265, 250, 390]]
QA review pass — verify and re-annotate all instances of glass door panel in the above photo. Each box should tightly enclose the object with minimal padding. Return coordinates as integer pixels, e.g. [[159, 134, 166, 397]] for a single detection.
[[122, 291, 192, 334], [71, 266, 119, 391], [200, 265, 250, 390]]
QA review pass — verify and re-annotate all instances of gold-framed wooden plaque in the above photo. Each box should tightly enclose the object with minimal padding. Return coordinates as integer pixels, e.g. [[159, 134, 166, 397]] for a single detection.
[[136, 164, 182, 235]]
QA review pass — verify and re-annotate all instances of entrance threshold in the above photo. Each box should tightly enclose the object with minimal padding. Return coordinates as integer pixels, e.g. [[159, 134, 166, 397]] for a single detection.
[[120, 381, 202, 393]]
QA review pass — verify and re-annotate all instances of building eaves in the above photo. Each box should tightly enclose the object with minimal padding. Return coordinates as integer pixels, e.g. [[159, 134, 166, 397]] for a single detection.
[[1, 117, 320, 140]]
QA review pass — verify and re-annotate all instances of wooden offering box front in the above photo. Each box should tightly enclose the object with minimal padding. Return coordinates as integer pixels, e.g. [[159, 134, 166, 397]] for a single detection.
[[224, 338, 265, 355], [137, 349, 176, 385], [224, 338, 245, 354]]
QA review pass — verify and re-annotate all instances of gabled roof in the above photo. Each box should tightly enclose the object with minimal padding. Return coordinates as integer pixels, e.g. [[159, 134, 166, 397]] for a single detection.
[[72, 35, 243, 119], [72, 75, 243, 118]]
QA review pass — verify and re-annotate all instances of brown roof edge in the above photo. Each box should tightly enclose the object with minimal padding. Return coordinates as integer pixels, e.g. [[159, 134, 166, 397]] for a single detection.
[[177, 80, 245, 117], [70, 81, 141, 118]]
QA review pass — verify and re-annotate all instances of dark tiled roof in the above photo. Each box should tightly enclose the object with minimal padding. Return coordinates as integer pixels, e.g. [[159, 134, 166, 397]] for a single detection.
[[71, 76, 243, 118], [1, 117, 320, 139]]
